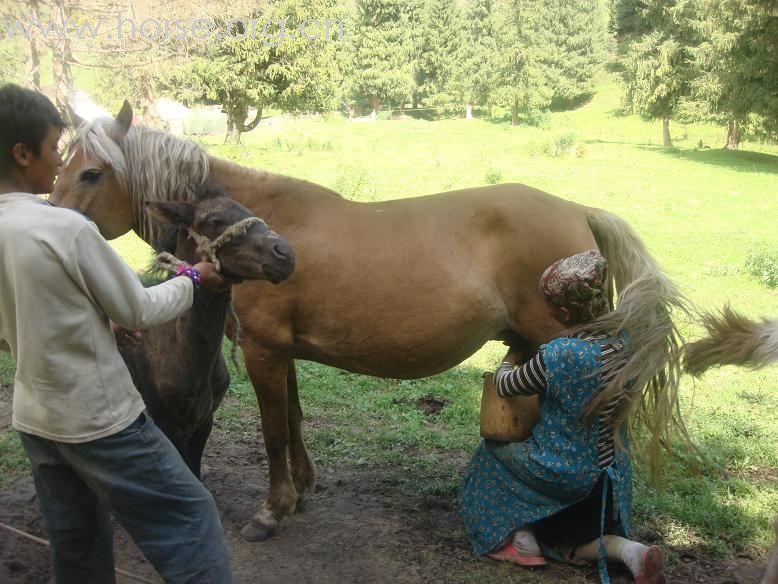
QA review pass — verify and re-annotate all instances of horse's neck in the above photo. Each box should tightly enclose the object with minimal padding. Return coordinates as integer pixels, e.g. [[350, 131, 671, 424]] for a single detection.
[[206, 156, 346, 221]]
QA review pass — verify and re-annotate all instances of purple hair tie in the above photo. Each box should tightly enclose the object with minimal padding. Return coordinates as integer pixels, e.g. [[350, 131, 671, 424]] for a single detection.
[[176, 264, 201, 288]]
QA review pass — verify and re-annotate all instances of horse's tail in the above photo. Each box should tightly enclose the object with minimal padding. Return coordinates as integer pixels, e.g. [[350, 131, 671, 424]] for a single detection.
[[684, 307, 778, 375], [585, 209, 694, 480]]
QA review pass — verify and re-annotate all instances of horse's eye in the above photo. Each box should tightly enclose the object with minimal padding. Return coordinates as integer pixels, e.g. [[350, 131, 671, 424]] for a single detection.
[[79, 169, 102, 183]]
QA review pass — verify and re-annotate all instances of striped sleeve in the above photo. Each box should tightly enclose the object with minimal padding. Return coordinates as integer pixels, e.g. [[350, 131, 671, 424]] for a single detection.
[[493, 353, 547, 397]]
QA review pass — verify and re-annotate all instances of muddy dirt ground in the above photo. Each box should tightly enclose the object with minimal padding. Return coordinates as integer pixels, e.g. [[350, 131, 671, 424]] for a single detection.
[[0, 386, 770, 584]]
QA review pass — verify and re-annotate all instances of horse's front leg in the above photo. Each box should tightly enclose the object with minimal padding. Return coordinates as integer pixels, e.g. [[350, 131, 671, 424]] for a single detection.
[[240, 347, 298, 542], [287, 360, 316, 504]]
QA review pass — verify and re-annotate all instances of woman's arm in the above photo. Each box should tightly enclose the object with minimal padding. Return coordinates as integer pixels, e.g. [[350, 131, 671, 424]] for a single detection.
[[493, 349, 547, 397]]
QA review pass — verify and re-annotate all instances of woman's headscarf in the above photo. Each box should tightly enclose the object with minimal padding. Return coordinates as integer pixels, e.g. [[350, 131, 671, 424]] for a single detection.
[[541, 250, 610, 321]]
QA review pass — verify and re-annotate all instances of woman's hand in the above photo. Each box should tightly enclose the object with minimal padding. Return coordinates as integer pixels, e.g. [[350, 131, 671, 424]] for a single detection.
[[501, 349, 522, 367]]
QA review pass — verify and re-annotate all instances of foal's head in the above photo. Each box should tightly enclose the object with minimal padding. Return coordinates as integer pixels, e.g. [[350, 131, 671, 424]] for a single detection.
[[147, 184, 295, 284]]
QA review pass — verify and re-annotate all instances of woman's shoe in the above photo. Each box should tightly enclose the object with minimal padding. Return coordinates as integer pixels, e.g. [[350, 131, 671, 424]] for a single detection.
[[487, 540, 546, 567], [634, 545, 666, 584]]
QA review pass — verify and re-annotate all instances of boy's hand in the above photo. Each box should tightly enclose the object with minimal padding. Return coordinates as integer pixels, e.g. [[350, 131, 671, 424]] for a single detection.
[[111, 321, 142, 350], [192, 262, 230, 292]]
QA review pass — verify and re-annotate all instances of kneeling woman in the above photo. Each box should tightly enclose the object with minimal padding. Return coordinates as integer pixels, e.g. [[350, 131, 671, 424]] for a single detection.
[[459, 250, 681, 584]]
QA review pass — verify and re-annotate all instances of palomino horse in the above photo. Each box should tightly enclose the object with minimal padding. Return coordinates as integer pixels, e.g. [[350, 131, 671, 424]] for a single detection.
[[51, 102, 688, 541]]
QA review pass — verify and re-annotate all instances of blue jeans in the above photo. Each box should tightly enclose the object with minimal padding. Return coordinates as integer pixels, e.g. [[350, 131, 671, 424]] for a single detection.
[[19, 412, 233, 584]]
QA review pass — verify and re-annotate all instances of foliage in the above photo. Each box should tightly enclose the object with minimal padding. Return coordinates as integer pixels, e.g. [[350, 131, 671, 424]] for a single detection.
[[744, 248, 778, 289], [174, 0, 346, 142], [453, 0, 500, 111], [494, 0, 555, 120], [682, 0, 778, 144], [620, 1, 698, 124], [619, 0, 778, 147], [412, 0, 464, 110], [543, 0, 608, 101], [494, 0, 608, 125], [349, 0, 414, 113]]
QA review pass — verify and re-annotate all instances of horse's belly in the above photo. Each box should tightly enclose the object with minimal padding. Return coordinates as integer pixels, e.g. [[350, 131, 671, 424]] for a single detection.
[[292, 295, 505, 378]]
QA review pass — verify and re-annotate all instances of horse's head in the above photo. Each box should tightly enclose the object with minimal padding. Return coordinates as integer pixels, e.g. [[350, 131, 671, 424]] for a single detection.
[[50, 101, 209, 242], [147, 184, 295, 285], [50, 101, 135, 239]]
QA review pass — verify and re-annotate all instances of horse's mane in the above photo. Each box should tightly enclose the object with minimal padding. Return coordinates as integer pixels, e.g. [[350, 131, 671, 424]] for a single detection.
[[69, 118, 209, 241]]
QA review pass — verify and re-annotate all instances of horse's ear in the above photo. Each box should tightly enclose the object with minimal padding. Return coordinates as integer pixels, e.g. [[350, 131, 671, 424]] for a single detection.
[[146, 202, 194, 227], [114, 100, 133, 136], [64, 102, 85, 129]]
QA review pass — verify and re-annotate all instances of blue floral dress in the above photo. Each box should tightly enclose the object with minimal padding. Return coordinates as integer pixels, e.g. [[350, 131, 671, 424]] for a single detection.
[[458, 334, 632, 582]]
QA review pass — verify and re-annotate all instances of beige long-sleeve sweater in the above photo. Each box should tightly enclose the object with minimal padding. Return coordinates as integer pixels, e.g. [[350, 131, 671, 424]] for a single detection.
[[0, 193, 193, 442]]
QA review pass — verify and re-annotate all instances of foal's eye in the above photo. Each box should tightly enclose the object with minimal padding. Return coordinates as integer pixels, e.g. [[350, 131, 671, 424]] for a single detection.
[[79, 169, 102, 183]]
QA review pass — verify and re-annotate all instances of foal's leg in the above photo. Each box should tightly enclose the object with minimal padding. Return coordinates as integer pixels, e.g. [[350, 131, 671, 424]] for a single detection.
[[188, 416, 213, 481], [287, 360, 316, 503], [240, 347, 298, 542]]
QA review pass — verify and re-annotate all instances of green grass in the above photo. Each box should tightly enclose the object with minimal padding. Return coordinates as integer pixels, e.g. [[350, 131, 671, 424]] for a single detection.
[[2, 71, 776, 559]]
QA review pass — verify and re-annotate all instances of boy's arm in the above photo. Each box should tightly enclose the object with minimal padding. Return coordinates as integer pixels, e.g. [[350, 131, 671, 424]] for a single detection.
[[65, 222, 194, 330]]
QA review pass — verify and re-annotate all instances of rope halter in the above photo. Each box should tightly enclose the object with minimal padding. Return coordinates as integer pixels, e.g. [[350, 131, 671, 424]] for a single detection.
[[186, 216, 266, 271]]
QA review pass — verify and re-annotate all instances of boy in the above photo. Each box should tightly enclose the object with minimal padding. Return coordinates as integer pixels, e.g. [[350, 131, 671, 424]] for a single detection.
[[0, 84, 233, 583]]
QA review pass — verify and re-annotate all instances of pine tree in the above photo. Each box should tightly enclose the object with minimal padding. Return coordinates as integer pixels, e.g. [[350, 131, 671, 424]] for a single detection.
[[621, 0, 698, 147], [414, 0, 464, 111], [495, 0, 555, 125], [684, 0, 778, 147], [545, 0, 608, 103], [350, 0, 414, 116], [455, 0, 500, 118]]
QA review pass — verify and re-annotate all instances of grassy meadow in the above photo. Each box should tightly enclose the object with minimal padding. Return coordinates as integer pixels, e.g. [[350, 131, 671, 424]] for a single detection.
[[1, 72, 776, 562]]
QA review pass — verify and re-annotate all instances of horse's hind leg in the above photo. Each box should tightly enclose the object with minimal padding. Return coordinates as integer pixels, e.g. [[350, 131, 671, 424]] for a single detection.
[[287, 360, 316, 506], [240, 347, 298, 542]]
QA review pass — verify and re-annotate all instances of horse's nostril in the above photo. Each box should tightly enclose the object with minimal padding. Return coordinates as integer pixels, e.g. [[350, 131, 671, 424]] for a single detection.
[[272, 242, 289, 261]]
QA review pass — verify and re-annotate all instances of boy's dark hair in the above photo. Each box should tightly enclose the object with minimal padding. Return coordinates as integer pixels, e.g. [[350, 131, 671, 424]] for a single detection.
[[0, 84, 67, 175]]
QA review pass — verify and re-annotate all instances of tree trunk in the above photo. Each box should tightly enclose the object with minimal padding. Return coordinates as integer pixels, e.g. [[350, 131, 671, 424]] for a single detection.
[[139, 72, 168, 130], [224, 98, 248, 144], [370, 95, 380, 120], [662, 118, 673, 148], [51, 0, 75, 125], [466, 104, 473, 120], [725, 119, 740, 150], [225, 116, 238, 144], [512, 98, 519, 126], [26, 0, 41, 90]]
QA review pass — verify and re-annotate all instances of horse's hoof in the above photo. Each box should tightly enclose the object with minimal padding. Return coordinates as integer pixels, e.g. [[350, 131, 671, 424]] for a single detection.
[[240, 514, 279, 542]]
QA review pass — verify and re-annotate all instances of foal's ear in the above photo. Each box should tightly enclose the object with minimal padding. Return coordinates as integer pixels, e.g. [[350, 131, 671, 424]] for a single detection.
[[145, 202, 194, 226]]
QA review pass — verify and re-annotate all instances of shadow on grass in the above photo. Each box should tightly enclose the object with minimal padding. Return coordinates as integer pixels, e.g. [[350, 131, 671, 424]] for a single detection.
[[632, 424, 775, 559], [647, 146, 778, 175]]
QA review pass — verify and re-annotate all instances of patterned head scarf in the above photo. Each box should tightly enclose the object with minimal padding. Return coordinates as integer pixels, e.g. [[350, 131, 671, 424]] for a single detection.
[[541, 250, 610, 321]]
